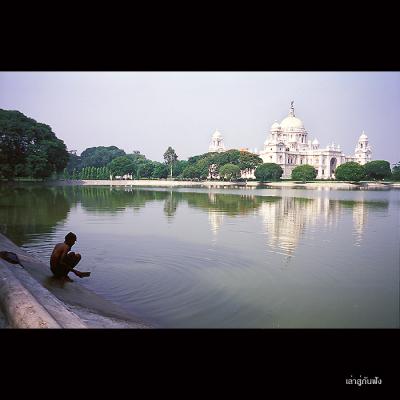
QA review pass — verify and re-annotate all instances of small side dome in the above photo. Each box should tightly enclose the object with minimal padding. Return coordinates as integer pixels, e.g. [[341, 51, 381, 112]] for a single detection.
[[359, 130, 368, 140], [270, 120, 281, 131], [312, 138, 319, 145]]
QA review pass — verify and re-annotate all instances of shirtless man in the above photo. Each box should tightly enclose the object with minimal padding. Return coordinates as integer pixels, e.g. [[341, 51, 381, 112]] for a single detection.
[[50, 232, 90, 282]]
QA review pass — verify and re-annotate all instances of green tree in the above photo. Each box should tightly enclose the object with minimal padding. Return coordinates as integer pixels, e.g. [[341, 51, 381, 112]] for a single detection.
[[213, 149, 241, 166], [63, 168, 70, 180], [66, 153, 81, 173], [182, 159, 209, 180], [163, 146, 178, 178], [182, 165, 197, 179], [0, 109, 69, 180], [71, 168, 78, 180], [108, 156, 136, 178], [291, 164, 317, 182], [255, 163, 283, 182], [392, 162, 400, 181], [364, 160, 392, 180], [173, 160, 189, 177], [187, 152, 212, 165], [219, 164, 241, 181], [152, 162, 168, 179], [194, 158, 211, 180], [188, 150, 262, 180], [105, 167, 111, 180], [137, 160, 155, 179], [25, 151, 49, 179], [79, 146, 126, 168], [238, 151, 263, 175], [335, 162, 366, 181]]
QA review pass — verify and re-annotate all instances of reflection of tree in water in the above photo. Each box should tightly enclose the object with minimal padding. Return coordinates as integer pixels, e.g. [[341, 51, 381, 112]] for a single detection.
[[60, 186, 171, 212], [56, 187, 284, 217], [163, 191, 179, 219], [185, 192, 281, 216], [0, 185, 70, 245]]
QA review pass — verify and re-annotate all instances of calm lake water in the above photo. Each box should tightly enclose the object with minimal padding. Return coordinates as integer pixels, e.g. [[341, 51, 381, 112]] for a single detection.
[[0, 184, 399, 328]]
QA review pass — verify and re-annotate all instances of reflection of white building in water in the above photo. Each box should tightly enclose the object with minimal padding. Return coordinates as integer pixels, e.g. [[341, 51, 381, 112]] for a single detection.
[[208, 211, 224, 235], [207, 192, 224, 235], [352, 201, 368, 245], [258, 196, 368, 255], [204, 193, 372, 250], [208, 101, 373, 179]]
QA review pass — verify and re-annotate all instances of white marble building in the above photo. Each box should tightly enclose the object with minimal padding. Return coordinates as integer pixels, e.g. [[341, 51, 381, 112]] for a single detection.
[[259, 101, 372, 178], [208, 101, 373, 179]]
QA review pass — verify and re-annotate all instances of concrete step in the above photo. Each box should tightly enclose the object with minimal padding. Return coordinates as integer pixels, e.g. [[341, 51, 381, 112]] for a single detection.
[[8, 262, 88, 328], [0, 260, 62, 328]]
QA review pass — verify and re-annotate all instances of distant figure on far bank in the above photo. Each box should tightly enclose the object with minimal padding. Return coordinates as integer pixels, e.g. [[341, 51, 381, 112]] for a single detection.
[[50, 232, 91, 282]]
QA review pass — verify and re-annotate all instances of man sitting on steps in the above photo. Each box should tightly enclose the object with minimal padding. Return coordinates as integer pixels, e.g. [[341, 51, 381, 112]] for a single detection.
[[50, 232, 91, 282]]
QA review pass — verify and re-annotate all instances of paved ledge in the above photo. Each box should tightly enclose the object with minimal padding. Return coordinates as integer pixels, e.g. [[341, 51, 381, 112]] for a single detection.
[[0, 234, 153, 329], [47, 179, 400, 189], [0, 260, 61, 328]]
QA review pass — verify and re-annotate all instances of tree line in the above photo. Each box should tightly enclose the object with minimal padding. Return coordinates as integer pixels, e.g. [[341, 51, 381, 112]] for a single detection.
[[64, 147, 264, 181], [1, 109, 399, 182]]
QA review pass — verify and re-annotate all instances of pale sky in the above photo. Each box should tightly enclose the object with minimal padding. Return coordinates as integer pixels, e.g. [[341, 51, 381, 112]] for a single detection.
[[0, 71, 399, 164]]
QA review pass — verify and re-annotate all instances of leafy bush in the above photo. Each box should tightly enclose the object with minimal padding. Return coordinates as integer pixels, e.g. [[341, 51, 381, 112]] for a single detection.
[[219, 164, 241, 181], [335, 162, 366, 181], [291, 164, 317, 182], [392, 162, 400, 181], [255, 163, 283, 182], [364, 160, 392, 180]]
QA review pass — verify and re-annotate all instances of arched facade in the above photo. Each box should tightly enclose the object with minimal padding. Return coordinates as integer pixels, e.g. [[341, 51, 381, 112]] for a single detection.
[[258, 102, 373, 179]]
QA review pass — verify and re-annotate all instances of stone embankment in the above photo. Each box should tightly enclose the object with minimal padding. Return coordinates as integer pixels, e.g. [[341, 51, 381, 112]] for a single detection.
[[53, 179, 400, 189], [0, 234, 153, 329]]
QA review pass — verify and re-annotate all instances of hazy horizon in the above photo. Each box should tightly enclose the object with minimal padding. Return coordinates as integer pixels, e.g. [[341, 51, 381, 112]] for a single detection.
[[0, 71, 399, 164]]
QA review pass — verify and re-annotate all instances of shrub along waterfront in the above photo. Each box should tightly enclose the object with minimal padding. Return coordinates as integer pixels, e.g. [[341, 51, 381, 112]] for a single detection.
[[291, 165, 317, 183]]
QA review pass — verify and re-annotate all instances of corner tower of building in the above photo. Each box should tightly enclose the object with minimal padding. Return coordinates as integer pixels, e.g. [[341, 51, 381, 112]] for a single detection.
[[209, 130, 225, 153]]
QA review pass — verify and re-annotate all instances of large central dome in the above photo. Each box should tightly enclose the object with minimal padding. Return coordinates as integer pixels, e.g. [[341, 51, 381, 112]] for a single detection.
[[280, 115, 304, 130], [279, 101, 305, 131]]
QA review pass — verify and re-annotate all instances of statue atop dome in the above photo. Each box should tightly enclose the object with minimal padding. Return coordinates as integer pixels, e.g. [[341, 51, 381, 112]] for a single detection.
[[290, 100, 295, 117]]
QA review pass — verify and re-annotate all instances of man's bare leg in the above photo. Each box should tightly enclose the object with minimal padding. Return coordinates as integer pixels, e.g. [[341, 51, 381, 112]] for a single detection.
[[68, 253, 91, 278], [72, 270, 91, 278]]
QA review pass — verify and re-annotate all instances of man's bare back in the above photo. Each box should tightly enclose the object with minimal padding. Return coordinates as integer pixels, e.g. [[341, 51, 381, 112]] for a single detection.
[[50, 232, 90, 280], [50, 242, 70, 270]]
